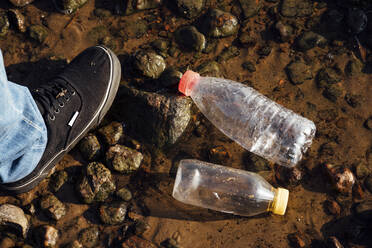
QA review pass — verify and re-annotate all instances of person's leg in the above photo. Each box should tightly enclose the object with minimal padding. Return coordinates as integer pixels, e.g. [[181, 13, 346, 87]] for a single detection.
[[0, 50, 48, 183]]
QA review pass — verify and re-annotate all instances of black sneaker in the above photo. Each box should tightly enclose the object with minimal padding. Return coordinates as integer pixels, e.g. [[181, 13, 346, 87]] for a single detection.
[[2, 46, 121, 194]]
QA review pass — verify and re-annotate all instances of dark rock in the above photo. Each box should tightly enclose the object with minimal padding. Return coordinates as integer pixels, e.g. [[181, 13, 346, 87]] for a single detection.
[[239, 31, 256, 47], [29, 25, 48, 43], [242, 61, 256, 72], [79, 133, 102, 160], [317, 68, 342, 87], [133, 50, 166, 79], [199, 9, 239, 38], [208, 145, 230, 164], [297, 31, 327, 51], [288, 232, 307, 248], [286, 61, 312, 85], [345, 59, 363, 76], [77, 162, 116, 204], [239, 0, 261, 18], [116, 187, 133, 201], [0, 13, 10, 37], [40, 193, 66, 220], [8, 0, 34, 7], [98, 122, 123, 146], [354, 161, 370, 179], [344, 93, 361, 108], [99, 201, 127, 225], [275, 21, 293, 42], [106, 144, 143, 173], [317, 109, 338, 122], [354, 199, 372, 220], [53, 0, 88, 14], [198, 61, 221, 77], [34, 225, 59, 248], [364, 117, 372, 130], [324, 200, 341, 215], [94, 8, 112, 17], [159, 68, 182, 87], [257, 46, 272, 57], [8, 9, 26, 33], [0, 204, 29, 238], [325, 163, 355, 194], [49, 170, 68, 192], [175, 26, 206, 52], [326, 236, 344, 248], [245, 153, 271, 172], [175, 0, 204, 19], [275, 166, 303, 185], [151, 39, 169, 56], [121, 236, 157, 248], [78, 226, 99, 248], [281, 0, 313, 17], [217, 46, 240, 62], [323, 84, 343, 102], [116, 86, 192, 147], [364, 174, 372, 193]]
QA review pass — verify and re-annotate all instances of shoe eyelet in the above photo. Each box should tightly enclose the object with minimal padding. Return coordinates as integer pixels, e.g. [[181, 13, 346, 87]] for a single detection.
[[59, 102, 64, 108], [49, 115, 55, 121], [54, 108, 60, 114]]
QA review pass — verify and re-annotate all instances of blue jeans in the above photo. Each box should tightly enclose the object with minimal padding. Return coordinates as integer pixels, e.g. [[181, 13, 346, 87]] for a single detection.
[[0, 51, 47, 183]]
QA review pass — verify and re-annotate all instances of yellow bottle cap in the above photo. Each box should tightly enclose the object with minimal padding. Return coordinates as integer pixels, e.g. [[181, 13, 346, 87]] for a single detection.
[[272, 188, 289, 215]]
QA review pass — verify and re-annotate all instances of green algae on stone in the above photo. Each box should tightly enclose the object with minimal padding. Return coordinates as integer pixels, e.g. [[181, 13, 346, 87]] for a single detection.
[[99, 201, 127, 225], [40, 194, 66, 221], [175, 0, 204, 19], [79, 133, 101, 161], [29, 25, 48, 43], [133, 50, 166, 79], [175, 26, 206, 52], [106, 144, 143, 174], [98, 121, 123, 146], [199, 9, 239, 38], [286, 61, 313, 85], [78, 226, 99, 248], [49, 170, 68, 192], [77, 162, 116, 204], [0, 14, 10, 37]]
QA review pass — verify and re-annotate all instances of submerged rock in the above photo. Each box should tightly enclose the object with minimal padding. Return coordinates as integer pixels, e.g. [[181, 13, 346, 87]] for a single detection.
[[106, 144, 143, 173], [9, 0, 34, 7], [116, 187, 133, 201], [218, 46, 240, 62], [79, 133, 102, 161], [34, 225, 59, 248], [99, 201, 127, 225], [199, 9, 239, 38], [275, 21, 293, 42], [98, 122, 124, 146], [317, 67, 342, 87], [275, 166, 303, 186], [175, 26, 206, 52], [345, 59, 364, 76], [29, 24, 48, 43], [77, 162, 116, 204], [121, 236, 157, 248], [40, 193, 66, 220], [65, 240, 83, 248], [323, 84, 343, 102], [133, 50, 166, 79], [325, 163, 355, 194], [175, 0, 204, 19], [53, 0, 88, 14], [245, 153, 271, 172], [116, 86, 192, 147], [0, 13, 10, 37], [0, 204, 29, 238], [239, 0, 261, 18], [78, 226, 99, 248], [281, 0, 313, 17], [198, 61, 221, 77], [286, 61, 313, 85], [297, 31, 327, 51]]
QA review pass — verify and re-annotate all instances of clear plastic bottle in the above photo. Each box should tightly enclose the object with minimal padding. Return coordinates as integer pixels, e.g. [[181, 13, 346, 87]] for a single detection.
[[172, 159, 289, 216], [179, 70, 316, 168]]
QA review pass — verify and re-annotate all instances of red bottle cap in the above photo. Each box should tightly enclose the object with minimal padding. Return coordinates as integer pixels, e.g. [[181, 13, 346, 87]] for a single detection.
[[179, 70, 200, 96]]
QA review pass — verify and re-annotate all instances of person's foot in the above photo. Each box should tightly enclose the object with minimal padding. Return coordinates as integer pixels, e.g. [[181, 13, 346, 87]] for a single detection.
[[2, 46, 121, 194]]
